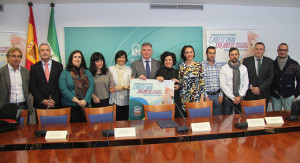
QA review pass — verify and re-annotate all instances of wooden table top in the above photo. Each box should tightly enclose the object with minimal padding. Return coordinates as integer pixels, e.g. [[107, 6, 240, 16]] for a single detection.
[[0, 111, 299, 146], [0, 131, 299, 163]]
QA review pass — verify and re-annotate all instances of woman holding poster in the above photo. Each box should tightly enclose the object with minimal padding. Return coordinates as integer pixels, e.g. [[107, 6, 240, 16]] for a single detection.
[[178, 45, 206, 115], [156, 51, 181, 117]]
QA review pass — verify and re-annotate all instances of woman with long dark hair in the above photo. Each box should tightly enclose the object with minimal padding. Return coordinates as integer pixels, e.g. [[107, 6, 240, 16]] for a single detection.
[[90, 52, 116, 107], [178, 45, 206, 116], [59, 50, 94, 122]]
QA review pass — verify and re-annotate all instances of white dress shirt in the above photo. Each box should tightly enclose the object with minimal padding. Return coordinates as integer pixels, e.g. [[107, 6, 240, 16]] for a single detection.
[[254, 56, 263, 76], [42, 59, 52, 73], [8, 64, 25, 103], [142, 57, 152, 72], [220, 63, 249, 100]]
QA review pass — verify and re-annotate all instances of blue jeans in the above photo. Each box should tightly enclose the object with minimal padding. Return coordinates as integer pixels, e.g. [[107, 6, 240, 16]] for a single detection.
[[271, 95, 294, 111], [207, 94, 223, 115]]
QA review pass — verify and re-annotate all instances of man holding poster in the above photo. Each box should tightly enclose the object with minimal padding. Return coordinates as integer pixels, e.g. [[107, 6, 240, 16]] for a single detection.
[[131, 42, 161, 80]]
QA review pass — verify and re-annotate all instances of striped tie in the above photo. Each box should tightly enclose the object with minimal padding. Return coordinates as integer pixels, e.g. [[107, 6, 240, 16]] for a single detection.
[[45, 63, 50, 82]]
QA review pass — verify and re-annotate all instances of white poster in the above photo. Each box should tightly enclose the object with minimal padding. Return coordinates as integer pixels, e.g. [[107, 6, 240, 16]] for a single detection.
[[206, 29, 260, 63], [0, 31, 27, 67], [129, 79, 174, 120]]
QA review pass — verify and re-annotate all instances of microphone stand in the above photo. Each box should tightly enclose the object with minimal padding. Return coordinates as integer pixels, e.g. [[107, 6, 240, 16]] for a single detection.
[[35, 95, 52, 137], [171, 97, 189, 133], [102, 104, 115, 136], [224, 96, 248, 129], [275, 90, 298, 121]]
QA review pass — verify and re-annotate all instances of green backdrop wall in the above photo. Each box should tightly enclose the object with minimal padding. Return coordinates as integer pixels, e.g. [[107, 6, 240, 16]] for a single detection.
[[65, 27, 203, 67]]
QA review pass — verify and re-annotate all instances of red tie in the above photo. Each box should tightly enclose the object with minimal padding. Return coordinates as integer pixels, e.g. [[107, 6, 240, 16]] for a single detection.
[[45, 63, 50, 82]]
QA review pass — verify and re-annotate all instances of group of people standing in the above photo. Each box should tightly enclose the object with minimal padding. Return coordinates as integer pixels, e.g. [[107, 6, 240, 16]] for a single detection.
[[206, 42, 300, 115], [0, 41, 299, 123]]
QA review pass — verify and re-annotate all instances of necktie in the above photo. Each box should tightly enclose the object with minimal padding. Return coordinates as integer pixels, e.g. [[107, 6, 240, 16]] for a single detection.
[[145, 61, 150, 78], [45, 63, 50, 82], [257, 58, 261, 76]]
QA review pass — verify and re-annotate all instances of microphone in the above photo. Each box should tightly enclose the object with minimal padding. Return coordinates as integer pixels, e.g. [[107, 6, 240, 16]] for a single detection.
[[102, 104, 115, 136], [35, 95, 52, 137], [275, 90, 300, 121], [224, 96, 248, 129], [171, 97, 189, 133]]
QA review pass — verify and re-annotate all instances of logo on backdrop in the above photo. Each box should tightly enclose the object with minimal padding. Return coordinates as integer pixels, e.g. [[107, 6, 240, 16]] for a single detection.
[[132, 43, 141, 56]]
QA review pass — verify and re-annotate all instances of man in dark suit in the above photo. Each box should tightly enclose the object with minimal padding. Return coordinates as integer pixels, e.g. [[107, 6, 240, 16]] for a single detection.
[[131, 42, 161, 79], [30, 43, 63, 109], [0, 47, 33, 119], [243, 42, 274, 106]]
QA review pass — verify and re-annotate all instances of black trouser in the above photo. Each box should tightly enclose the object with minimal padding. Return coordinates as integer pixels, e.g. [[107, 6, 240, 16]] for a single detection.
[[9, 102, 28, 121], [91, 98, 109, 108], [223, 95, 241, 115], [116, 105, 129, 121], [64, 105, 86, 123]]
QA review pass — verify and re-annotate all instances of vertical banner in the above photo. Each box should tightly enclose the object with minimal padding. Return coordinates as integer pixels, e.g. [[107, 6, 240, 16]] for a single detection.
[[206, 29, 260, 63], [47, 4, 61, 62], [25, 3, 39, 70], [129, 79, 174, 120]]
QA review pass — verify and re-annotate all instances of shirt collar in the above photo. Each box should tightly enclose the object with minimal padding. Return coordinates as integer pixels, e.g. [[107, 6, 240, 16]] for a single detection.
[[205, 60, 216, 66], [42, 59, 52, 66], [254, 56, 263, 61], [142, 57, 151, 63], [7, 63, 20, 72]]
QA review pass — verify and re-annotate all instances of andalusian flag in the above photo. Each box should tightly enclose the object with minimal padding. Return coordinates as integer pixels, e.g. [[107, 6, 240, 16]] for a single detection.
[[47, 4, 61, 62], [25, 3, 39, 70]]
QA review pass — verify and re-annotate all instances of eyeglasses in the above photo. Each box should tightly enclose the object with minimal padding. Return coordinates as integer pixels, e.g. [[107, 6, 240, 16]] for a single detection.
[[278, 49, 288, 52]]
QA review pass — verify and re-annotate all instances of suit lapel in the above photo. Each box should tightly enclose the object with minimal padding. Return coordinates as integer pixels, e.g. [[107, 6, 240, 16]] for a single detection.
[[150, 59, 156, 78], [258, 58, 266, 78], [38, 61, 48, 83], [49, 61, 56, 83], [139, 59, 147, 75], [3, 65, 11, 91], [250, 57, 259, 80], [20, 67, 27, 88]]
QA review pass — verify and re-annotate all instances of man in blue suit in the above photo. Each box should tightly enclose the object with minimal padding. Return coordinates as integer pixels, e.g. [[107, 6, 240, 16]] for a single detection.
[[131, 42, 161, 80]]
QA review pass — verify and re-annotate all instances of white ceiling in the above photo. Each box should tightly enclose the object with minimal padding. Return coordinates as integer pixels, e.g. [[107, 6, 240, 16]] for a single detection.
[[1, 0, 300, 8]]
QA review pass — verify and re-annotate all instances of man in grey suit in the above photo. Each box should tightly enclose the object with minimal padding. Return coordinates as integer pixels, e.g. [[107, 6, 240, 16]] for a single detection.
[[0, 47, 33, 120], [131, 42, 161, 80], [243, 42, 274, 107]]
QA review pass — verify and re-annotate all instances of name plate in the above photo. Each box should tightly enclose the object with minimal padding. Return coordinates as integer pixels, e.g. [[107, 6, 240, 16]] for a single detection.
[[265, 116, 284, 124], [246, 118, 265, 128], [45, 130, 68, 142], [114, 127, 136, 137], [191, 122, 211, 132]]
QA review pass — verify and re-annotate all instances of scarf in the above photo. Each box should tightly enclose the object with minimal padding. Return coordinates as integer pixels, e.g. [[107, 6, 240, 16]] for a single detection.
[[116, 64, 126, 86], [71, 67, 89, 100], [228, 61, 241, 97]]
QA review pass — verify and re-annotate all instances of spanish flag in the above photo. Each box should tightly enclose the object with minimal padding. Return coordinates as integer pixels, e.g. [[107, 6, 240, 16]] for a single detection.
[[25, 3, 39, 70]]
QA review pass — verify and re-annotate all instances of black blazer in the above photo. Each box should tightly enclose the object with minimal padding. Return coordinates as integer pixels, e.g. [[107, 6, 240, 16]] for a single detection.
[[243, 56, 274, 101], [29, 60, 63, 108]]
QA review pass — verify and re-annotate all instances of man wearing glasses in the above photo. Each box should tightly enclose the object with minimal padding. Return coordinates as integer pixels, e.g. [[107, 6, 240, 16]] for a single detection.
[[271, 43, 300, 110]]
